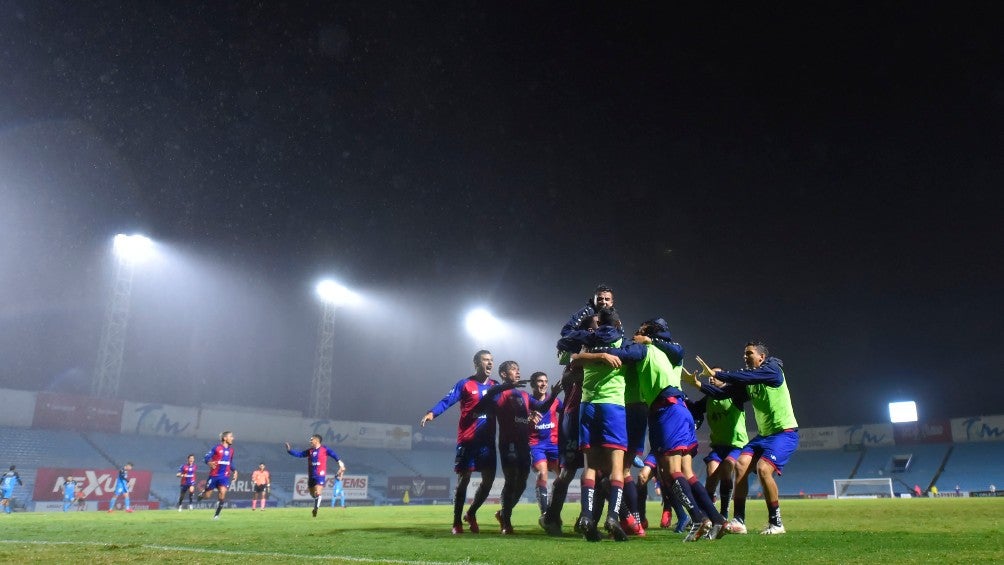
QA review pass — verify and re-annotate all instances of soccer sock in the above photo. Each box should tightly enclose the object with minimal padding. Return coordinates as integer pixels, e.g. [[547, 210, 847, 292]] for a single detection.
[[124, 497, 131, 510], [580, 478, 595, 518], [636, 481, 648, 523], [688, 476, 725, 524], [252, 499, 257, 509], [314, 496, 322, 510], [768, 502, 781, 526], [469, 477, 492, 515], [535, 480, 548, 514], [607, 479, 624, 522], [178, 493, 185, 507], [215, 500, 223, 517], [671, 473, 705, 522], [733, 496, 746, 523], [108, 496, 117, 510], [622, 475, 638, 520], [719, 479, 733, 518], [546, 475, 570, 521], [452, 482, 466, 526]]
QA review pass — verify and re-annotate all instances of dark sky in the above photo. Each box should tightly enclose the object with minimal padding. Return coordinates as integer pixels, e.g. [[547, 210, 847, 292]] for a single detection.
[[1, 1, 1002, 428]]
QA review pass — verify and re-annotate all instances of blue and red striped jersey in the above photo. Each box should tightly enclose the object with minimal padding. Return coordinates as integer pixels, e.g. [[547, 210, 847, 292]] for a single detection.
[[204, 444, 235, 478], [428, 376, 499, 445], [178, 463, 197, 486], [288, 445, 340, 479], [531, 396, 563, 447]]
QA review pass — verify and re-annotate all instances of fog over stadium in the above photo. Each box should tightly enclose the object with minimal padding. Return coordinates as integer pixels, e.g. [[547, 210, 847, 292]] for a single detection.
[[2, 3, 1002, 429]]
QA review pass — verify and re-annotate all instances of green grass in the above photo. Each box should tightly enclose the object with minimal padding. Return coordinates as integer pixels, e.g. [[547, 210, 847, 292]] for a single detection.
[[0, 499, 1001, 563]]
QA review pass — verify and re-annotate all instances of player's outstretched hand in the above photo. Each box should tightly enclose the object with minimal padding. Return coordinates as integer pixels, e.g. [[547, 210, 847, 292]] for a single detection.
[[284, 442, 292, 451], [695, 356, 715, 378], [682, 367, 700, 388]]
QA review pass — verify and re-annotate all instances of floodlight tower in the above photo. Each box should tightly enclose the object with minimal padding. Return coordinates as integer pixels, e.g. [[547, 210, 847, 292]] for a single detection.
[[309, 280, 359, 419], [92, 234, 154, 397]]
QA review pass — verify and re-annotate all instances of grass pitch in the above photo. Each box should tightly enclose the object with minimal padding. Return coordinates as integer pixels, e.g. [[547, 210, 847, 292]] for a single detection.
[[0, 498, 1001, 564]]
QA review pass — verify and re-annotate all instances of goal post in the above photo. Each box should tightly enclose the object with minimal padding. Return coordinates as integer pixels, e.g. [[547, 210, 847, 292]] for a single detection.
[[833, 478, 895, 498]]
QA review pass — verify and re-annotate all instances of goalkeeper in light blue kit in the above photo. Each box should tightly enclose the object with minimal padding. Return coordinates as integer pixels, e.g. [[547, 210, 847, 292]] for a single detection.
[[330, 475, 346, 508], [107, 462, 134, 513], [1, 466, 23, 514], [62, 477, 79, 512]]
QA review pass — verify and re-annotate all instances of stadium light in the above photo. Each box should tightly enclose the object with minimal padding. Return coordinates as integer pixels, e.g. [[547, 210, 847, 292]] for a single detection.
[[309, 279, 360, 419], [93, 233, 155, 397], [889, 401, 918, 423], [464, 308, 504, 343], [316, 279, 361, 307], [112, 233, 155, 263]]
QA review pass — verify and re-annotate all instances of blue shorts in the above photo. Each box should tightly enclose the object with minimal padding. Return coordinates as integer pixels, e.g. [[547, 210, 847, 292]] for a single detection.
[[308, 476, 327, 489], [626, 402, 648, 457], [579, 402, 627, 451], [205, 475, 232, 491], [114, 479, 129, 496], [559, 410, 583, 469], [703, 445, 742, 465], [648, 397, 698, 454], [454, 442, 496, 474], [530, 443, 559, 468], [742, 429, 799, 475], [1, 487, 13, 499]]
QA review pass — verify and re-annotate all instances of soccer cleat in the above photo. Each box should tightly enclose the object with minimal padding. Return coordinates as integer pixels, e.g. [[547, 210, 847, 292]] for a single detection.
[[188, 504, 193, 510], [605, 517, 629, 542], [724, 517, 748, 534], [579, 516, 603, 542], [494, 510, 513, 534], [178, 506, 183, 512], [760, 523, 786, 535], [312, 507, 318, 518], [640, 517, 649, 530], [539, 514, 563, 536], [463, 512, 480, 533], [107, 509, 114, 513], [125, 508, 133, 513], [212, 515, 219, 520], [674, 514, 692, 534], [660, 510, 672, 529], [684, 519, 711, 542], [451, 524, 464, 535], [620, 514, 644, 536]]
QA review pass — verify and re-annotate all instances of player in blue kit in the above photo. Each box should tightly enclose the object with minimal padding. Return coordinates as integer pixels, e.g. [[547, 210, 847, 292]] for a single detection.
[[529, 371, 562, 516], [62, 477, 79, 512], [287, 434, 345, 517], [176, 454, 198, 511], [107, 463, 134, 513], [198, 431, 238, 519], [420, 350, 500, 535], [1, 466, 22, 514], [330, 475, 346, 508]]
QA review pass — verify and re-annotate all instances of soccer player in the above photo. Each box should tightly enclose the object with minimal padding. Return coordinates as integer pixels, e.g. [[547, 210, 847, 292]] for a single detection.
[[330, 475, 346, 508], [540, 285, 614, 536], [62, 476, 78, 512], [1, 465, 22, 514], [478, 361, 558, 534], [107, 462, 134, 513], [583, 318, 730, 541], [697, 341, 800, 535], [286, 434, 345, 517], [420, 350, 500, 535], [529, 371, 562, 516], [685, 367, 749, 521], [198, 431, 238, 520], [569, 307, 631, 542], [251, 463, 271, 510], [176, 454, 198, 511]]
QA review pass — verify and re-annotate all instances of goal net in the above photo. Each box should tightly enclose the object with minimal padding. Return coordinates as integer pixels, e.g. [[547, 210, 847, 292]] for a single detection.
[[833, 478, 894, 498]]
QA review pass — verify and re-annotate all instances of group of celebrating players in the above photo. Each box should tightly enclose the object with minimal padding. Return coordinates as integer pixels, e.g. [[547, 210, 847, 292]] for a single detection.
[[422, 284, 799, 542]]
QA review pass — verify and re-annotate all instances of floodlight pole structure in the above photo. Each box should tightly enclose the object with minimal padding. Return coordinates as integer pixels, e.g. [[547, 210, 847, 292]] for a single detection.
[[309, 280, 356, 419], [309, 298, 337, 419], [92, 235, 151, 398]]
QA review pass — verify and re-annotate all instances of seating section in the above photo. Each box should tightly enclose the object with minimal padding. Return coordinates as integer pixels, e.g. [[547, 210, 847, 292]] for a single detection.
[[1, 425, 999, 506]]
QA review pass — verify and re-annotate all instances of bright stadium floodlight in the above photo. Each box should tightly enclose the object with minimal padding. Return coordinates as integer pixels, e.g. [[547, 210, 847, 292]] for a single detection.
[[465, 308, 503, 342], [316, 279, 361, 307], [112, 233, 155, 263], [889, 401, 918, 423]]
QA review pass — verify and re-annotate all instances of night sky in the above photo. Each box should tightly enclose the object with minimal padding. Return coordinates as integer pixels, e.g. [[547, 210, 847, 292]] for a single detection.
[[2, 2, 1002, 428]]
